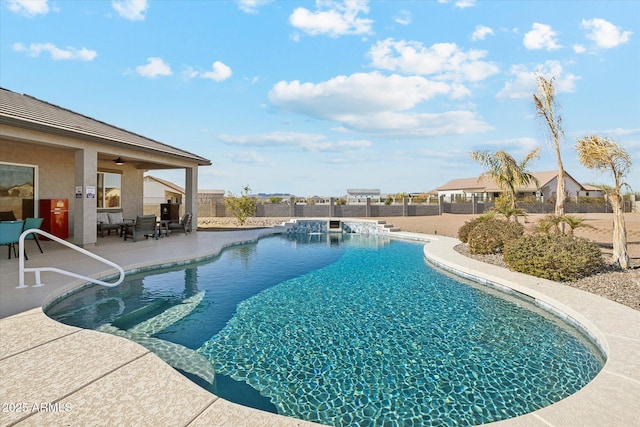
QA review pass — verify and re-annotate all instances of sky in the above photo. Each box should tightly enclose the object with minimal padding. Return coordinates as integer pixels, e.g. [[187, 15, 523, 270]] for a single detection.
[[1, 0, 639, 197]]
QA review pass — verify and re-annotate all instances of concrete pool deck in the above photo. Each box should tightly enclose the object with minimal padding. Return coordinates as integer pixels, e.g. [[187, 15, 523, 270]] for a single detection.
[[1, 226, 639, 426]]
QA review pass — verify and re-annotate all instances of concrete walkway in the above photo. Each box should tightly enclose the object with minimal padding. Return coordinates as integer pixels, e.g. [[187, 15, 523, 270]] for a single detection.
[[1, 228, 639, 426]]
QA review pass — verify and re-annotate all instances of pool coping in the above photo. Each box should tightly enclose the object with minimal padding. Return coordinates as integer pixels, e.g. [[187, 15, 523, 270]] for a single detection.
[[1, 227, 639, 426]]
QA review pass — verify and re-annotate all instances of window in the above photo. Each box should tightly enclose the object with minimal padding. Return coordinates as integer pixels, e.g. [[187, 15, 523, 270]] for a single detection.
[[0, 162, 37, 219], [97, 172, 121, 208]]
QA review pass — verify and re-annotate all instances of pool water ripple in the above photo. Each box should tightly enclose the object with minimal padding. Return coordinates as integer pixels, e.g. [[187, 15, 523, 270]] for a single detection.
[[198, 237, 603, 426], [46, 234, 604, 427]]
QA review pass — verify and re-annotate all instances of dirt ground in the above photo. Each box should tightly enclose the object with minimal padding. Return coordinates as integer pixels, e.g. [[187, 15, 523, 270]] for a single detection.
[[379, 212, 640, 262], [198, 213, 640, 262]]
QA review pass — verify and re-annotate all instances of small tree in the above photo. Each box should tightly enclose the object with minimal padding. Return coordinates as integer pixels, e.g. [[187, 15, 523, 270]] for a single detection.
[[534, 75, 566, 217], [575, 136, 633, 269], [493, 193, 527, 222], [225, 185, 257, 226], [469, 148, 540, 219]]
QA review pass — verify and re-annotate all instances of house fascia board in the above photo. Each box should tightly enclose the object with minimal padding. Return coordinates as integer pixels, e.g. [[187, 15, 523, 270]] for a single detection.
[[0, 114, 211, 166]]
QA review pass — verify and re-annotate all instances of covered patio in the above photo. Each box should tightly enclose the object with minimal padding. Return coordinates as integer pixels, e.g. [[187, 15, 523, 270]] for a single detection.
[[0, 88, 211, 247]]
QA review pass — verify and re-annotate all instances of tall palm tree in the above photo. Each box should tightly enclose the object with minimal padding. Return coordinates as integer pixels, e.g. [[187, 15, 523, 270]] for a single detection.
[[533, 75, 565, 216], [469, 147, 541, 214], [575, 135, 632, 269]]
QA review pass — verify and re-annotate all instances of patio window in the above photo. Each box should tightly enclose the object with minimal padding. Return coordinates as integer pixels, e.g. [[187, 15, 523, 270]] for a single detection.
[[97, 172, 121, 208], [0, 162, 37, 219]]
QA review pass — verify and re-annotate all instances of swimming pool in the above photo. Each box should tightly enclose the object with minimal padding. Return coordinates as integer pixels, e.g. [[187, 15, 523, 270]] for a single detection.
[[46, 233, 604, 426]]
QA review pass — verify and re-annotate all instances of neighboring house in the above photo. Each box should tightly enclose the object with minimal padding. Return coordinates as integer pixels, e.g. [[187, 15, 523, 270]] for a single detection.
[[433, 171, 589, 202], [579, 184, 605, 198], [0, 88, 211, 247], [143, 175, 226, 218], [307, 195, 330, 204], [347, 189, 381, 204], [144, 175, 185, 205]]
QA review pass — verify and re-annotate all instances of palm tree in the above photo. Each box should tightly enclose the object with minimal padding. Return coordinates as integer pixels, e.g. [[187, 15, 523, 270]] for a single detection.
[[535, 214, 592, 235], [533, 75, 565, 216], [575, 135, 632, 269], [469, 148, 541, 218]]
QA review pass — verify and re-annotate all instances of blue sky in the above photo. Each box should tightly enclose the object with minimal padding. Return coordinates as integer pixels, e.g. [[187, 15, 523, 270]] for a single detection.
[[2, 0, 638, 196]]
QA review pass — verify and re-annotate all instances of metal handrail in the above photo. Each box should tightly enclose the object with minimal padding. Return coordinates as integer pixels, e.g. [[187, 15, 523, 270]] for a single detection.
[[17, 229, 125, 289]]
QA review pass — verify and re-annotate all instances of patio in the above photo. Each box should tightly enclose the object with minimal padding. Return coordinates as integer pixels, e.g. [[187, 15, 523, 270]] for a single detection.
[[1, 228, 639, 426]]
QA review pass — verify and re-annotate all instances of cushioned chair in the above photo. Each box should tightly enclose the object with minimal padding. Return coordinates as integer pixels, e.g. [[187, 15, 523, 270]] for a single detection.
[[168, 213, 193, 235], [0, 220, 25, 259], [123, 215, 157, 242], [23, 217, 44, 255], [97, 211, 132, 237]]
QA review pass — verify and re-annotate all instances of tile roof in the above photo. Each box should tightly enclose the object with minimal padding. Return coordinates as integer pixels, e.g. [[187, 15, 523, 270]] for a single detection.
[[433, 171, 585, 193], [144, 175, 185, 194], [0, 88, 211, 165]]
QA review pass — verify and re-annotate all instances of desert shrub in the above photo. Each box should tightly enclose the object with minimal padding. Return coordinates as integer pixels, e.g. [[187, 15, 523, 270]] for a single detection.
[[457, 212, 496, 243], [467, 219, 524, 254], [503, 234, 603, 281]]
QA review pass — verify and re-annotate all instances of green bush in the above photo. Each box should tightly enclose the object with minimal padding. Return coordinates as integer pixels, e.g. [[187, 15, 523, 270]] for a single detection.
[[467, 219, 524, 254], [503, 234, 603, 281], [457, 212, 495, 243]]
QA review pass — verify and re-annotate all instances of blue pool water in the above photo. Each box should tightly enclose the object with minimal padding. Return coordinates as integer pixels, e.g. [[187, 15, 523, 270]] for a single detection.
[[46, 233, 604, 426]]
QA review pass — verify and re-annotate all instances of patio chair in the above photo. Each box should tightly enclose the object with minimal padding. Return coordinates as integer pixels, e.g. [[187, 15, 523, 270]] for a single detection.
[[23, 217, 44, 255], [0, 220, 25, 259], [97, 211, 132, 237], [168, 213, 193, 235], [123, 215, 158, 242]]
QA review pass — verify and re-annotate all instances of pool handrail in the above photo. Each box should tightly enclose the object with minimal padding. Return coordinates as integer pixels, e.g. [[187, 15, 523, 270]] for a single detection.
[[17, 228, 125, 289]]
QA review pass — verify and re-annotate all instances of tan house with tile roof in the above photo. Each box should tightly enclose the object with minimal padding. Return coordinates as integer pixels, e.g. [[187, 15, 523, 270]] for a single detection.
[[434, 170, 587, 202], [144, 175, 186, 206], [0, 88, 211, 247]]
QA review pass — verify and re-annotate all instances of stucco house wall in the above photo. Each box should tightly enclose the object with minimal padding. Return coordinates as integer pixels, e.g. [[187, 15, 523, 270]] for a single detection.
[[541, 175, 583, 200], [1, 88, 210, 246]]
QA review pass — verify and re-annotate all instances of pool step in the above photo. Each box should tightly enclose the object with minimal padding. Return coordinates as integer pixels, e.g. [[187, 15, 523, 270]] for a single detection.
[[377, 222, 401, 233]]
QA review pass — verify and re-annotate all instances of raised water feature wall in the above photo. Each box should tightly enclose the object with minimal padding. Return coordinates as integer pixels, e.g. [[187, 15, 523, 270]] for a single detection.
[[285, 219, 386, 235]]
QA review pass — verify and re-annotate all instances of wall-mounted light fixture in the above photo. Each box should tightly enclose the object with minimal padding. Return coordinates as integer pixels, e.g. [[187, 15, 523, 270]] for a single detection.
[[114, 157, 125, 165]]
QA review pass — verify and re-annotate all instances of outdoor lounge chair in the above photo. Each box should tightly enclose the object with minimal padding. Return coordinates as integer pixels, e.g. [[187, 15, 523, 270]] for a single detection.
[[168, 213, 193, 235], [23, 217, 44, 255], [0, 220, 25, 259], [97, 211, 132, 237], [123, 215, 157, 242]]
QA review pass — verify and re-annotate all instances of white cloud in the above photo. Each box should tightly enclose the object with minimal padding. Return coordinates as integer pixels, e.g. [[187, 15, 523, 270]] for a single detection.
[[333, 110, 493, 137], [236, 0, 273, 14], [496, 61, 580, 99], [438, 0, 477, 8], [580, 18, 632, 49], [289, 0, 373, 37], [13, 42, 97, 61], [394, 10, 411, 26], [229, 151, 267, 164], [573, 44, 587, 54], [368, 39, 499, 82], [135, 57, 172, 78], [269, 72, 492, 137], [7, 0, 49, 16], [219, 131, 372, 153], [523, 23, 561, 50], [479, 137, 540, 153], [471, 25, 494, 41], [270, 72, 452, 116], [201, 61, 233, 82], [112, 0, 148, 21]]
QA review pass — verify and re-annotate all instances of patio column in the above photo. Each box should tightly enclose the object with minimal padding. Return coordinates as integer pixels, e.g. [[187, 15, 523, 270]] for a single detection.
[[184, 166, 198, 227], [74, 147, 97, 247]]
